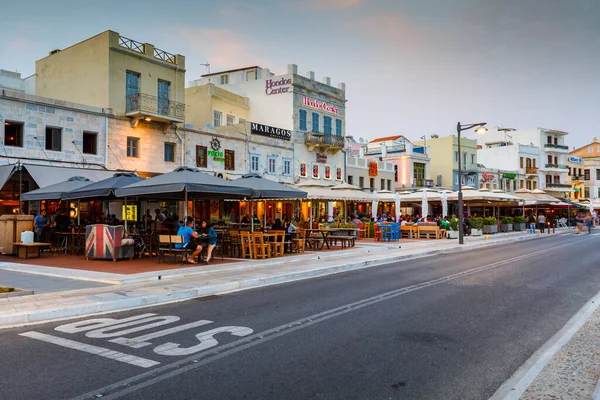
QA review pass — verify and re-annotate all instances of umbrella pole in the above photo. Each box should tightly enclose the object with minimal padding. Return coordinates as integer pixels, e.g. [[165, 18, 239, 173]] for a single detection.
[[251, 198, 254, 233], [264, 200, 266, 227], [124, 197, 128, 231], [184, 187, 188, 220], [192, 199, 195, 228], [77, 200, 81, 227]]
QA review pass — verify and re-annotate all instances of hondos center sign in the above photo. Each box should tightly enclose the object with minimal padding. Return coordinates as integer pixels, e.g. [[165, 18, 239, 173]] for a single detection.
[[250, 122, 292, 141]]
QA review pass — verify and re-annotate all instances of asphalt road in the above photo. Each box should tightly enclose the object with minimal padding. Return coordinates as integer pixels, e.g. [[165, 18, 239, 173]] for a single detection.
[[1, 232, 599, 400]]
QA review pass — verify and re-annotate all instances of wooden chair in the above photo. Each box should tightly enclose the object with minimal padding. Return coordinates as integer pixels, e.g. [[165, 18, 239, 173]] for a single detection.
[[270, 230, 285, 257], [240, 231, 253, 259], [292, 229, 306, 253], [228, 230, 241, 258], [374, 224, 383, 241], [157, 235, 188, 264], [252, 232, 270, 259], [357, 223, 368, 239]]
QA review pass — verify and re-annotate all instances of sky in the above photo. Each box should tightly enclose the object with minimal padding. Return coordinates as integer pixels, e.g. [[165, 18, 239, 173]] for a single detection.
[[1, 0, 598, 148]]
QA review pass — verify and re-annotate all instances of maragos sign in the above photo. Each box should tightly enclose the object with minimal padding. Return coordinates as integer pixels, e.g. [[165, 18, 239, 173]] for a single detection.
[[303, 97, 339, 114], [250, 122, 292, 141], [265, 78, 291, 95]]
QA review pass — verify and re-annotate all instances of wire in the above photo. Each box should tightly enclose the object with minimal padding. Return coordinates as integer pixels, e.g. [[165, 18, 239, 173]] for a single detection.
[[33, 136, 52, 164], [107, 144, 126, 170]]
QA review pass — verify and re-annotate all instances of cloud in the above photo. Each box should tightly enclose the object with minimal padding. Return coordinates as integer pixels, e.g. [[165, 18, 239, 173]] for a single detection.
[[349, 14, 434, 52], [299, 0, 366, 10]]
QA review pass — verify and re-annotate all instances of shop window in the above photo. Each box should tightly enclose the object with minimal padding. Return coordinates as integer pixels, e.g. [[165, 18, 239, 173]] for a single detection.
[[164, 142, 175, 162], [82, 131, 97, 155], [196, 146, 207, 168], [4, 121, 23, 147], [127, 137, 139, 158], [45, 127, 62, 151], [225, 150, 235, 171]]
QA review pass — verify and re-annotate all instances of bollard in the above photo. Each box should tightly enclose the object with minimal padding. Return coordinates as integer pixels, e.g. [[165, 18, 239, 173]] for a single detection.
[[553, 223, 555, 233], [547, 222, 550, 234]]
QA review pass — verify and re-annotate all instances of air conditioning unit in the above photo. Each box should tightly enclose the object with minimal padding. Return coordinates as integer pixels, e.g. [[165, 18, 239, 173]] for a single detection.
[[215, 173, 224, 179]]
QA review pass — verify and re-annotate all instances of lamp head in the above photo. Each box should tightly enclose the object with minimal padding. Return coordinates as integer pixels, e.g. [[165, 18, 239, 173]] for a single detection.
[[475, 125, 488, 135]]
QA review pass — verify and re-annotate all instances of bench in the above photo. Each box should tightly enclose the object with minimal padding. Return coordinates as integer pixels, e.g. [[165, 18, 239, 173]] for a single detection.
[[417, 225, 440, 239], [157, 235, 188, 264], [400, 225, 417, 239], [327, 235, 356, 249], [13, 243, 51, 259]]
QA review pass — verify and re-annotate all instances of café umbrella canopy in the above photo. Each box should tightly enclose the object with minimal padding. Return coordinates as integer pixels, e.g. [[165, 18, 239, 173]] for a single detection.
[[21, 176, 91, 201], [232, 174, 307, 199], [441, 190, 448, 217], [421, 189, 429, 217], [62, 172, 144, 200]]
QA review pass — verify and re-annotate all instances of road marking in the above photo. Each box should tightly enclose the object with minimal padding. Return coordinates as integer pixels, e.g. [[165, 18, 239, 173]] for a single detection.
[[19, 331, 160, 368], [110, 320, 214, 349], [67, 238, 587, 400]]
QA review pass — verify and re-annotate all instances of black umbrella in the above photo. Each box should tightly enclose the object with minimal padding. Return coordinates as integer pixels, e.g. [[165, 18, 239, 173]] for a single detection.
[[62, 172, 144, 200], [233, 174, 307, 199], [21, 176, 91, 201]]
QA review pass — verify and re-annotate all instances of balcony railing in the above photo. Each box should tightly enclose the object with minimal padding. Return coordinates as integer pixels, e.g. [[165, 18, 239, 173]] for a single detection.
[[544, 163, 567, 169], [126, 93, 185, 122], [525, 167, 538, 174], [546, 183, 572, 189], [119, 36, 144, 53], [305, 132, 345, 152], [544, 143, 569, 150], [415, 179, 434, 188], [570, 175, 585, 181], [154, 47, 176, 64]]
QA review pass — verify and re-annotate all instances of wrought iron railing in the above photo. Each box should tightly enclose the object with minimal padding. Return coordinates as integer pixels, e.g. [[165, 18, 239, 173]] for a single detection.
[[414, 179, 434, 188], [544, 143, 569, 150], [544, 163, 567, 169], [525, 167, 538, 174], [546, 183, 571, 188], [126, 93, 185, 120], [570, 175, 585, 180], [119, 36, 144, 54], [154, 47, 176, 64], [305, 132, 345, 148]]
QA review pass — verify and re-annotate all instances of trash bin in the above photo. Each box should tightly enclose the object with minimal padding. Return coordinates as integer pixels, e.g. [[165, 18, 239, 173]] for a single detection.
[[21, 231, 34, 244]]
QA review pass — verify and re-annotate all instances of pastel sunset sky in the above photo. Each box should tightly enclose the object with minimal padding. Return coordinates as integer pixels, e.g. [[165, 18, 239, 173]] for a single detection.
[[1, 0, 598, 146]]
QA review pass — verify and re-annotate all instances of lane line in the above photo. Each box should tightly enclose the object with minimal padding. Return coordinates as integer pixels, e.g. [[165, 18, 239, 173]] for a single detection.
[[19, 331, 160, 369], [67, 237, 594, 400]]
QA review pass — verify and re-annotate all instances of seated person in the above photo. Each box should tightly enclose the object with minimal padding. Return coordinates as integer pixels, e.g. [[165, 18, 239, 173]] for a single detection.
[[439, 217, 450, 238], [176, 216, 201, 264], [198, 220, 217, 264]]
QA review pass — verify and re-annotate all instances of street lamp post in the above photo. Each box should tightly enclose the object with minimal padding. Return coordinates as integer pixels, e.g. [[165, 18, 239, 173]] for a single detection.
[[457, 122, 487, 244]]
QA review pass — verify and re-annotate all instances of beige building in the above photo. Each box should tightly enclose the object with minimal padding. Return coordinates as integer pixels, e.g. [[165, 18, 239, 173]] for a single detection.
[[568, 138, 600, 201], [415, 135, 478, 190], [185, 83, 249, 129], [35, 30, 185, 129]]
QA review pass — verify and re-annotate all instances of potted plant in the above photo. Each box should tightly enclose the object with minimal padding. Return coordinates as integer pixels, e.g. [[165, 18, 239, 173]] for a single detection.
[[468, 217, 483, 236], [513, 216, 526, 231], [499, 216, 513, 232], [482, 217, 498, 234], [447, 217, 459, 239]]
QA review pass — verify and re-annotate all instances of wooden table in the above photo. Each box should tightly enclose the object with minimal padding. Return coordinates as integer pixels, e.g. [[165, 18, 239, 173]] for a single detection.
[[14, 243, 51, 259]]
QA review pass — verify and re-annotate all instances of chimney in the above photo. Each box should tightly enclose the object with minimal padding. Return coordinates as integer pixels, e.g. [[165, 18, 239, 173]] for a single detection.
[[308, 71, 315, 80], [322, 77, 331, 86], [287, 64, 298, 74], [263, 68, 270, 78], [337, 82, 346, 91], [359, 146, 365, 158], [381, 143, 387, 158]]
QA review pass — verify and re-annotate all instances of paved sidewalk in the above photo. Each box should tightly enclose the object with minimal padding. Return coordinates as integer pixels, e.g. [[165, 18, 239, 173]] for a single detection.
[[0, 230, 562, 328]]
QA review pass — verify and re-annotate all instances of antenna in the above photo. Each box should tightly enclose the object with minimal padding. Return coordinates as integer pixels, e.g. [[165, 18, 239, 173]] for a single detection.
[[200, 62, 210, 75]]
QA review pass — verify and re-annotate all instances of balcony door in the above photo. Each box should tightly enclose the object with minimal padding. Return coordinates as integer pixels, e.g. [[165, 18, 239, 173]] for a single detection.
[[126, 71, 140, 112], [158, 80, 171, 116]]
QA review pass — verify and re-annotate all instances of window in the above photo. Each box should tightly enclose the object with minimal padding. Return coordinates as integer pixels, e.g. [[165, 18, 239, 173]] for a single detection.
[[312, 164, 319, 179], [283, 159, 292, 176], [82, 132, 97, 154], [323, 116, 332, 135], [238, 118, 246, 125], [164, 142, 175, 162], [4, 121, 23, 147], [157, 80, 170, 116], [225, 150, 235, 171], [533, 181, 537, 190], [463, 152, 467, 166], [598, 188, 600, 198], [45, 127, 62, 151], [520, 180, 524, 189], [125, 71, 140, 112], [387, 180, 391, 191], [299, 162, 307, 178], [585, 188, 590, 198], [455, 151, 459, 163], [250, 154, 260, 173], [394, 165, 398, 182], [267, 156, 276, 174], [359, 176, 364, 188], [596, 169, 600, 180], [220, 75, 229, 84], [348, 175, 353, 185], [312, 112, 319, 132], [533, 158, 536, 168], [597, 146, 600, 152], [127, 137, 139, 158], [471, 154, 475, 165], [335, 119, 342, 136], [380, 179, 385, 190], [299, 109, 307, 131], [370, 178, 374, 189], [226, 115, 235, 126], [213, 110, 222, 127], [589, 147, 593, 153], [246, 70, 256, 81], [520, 157, 524, 168], [196, 146, 207, 168], [584, 169, 590, 180]]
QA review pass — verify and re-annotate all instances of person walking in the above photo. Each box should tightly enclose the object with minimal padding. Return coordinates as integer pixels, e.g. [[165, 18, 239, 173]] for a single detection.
[[585, 212, 593, 234], [528, 213, 537, 233], [538, 213, 546, 233]]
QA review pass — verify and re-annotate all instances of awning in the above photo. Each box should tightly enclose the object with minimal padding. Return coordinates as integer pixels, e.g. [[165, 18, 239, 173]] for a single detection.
[[24, 164, 117, 188], [0, 164, 15, 190], [21, 176, 92, 201]]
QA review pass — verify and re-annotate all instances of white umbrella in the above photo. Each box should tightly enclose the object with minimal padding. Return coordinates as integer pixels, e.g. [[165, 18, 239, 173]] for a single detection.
[[441, 191, 448, 217], [394, 192, 401, 220], [328, 201, 334, 220], [421, 189, 429, 217], [371, 190, 378, 219]]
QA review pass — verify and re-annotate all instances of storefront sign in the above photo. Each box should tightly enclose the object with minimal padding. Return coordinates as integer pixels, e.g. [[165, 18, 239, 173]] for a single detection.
[[250, 122, 291, 141], [569, 156, 582, 164], [303, 97, 339, 114], [503, 173, 517, 179], [481, 173, 495, 182], [265, 78, 291, 95], [316, 154, 327, 163], [208, 150, 224, 162], [122, 205, 138, 221], [369, 162, 378, 176]]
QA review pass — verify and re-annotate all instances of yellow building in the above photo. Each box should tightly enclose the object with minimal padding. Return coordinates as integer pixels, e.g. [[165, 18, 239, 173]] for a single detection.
[[568, 138, 600, 200], [185, 84, 249, 129], [35, 30, 185, 129]]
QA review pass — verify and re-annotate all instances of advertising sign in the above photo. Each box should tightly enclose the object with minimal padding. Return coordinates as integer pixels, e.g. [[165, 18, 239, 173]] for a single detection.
[[250, 122, 291, 141], [569, 156, 582, 164]]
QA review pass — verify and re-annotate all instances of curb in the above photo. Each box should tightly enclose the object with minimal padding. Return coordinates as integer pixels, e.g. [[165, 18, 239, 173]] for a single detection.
[[0, 232, 566, 328]]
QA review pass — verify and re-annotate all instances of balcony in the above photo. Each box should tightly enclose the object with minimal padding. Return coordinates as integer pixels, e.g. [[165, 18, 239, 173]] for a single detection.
[[543, 143, 569, 152], [126, 93, 185, 128], [305, 132, 345, 153], [546, 183, 572, 189], [570, 175, 585, 181], [542, 163, 568, 171], [415, 179, 434, 188], [525, 167, 538, 174]]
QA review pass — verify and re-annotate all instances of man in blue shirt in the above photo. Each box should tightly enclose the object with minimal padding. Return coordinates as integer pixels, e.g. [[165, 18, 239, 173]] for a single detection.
[[34, 210, 48, 242], [176, 216, 201, 264]]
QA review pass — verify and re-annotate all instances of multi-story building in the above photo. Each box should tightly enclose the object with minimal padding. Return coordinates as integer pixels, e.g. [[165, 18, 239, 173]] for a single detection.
[[414, 135, 478, 190], [345, 150, 395, 192], [477, 139, 540, 190], [365, 135, 430, 190], [0, 70, 35, 94], [568, 138, 600, 201], [481, 127, 570, 197], [189, 64, 347, 185], [476, 166, 521, 192]]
